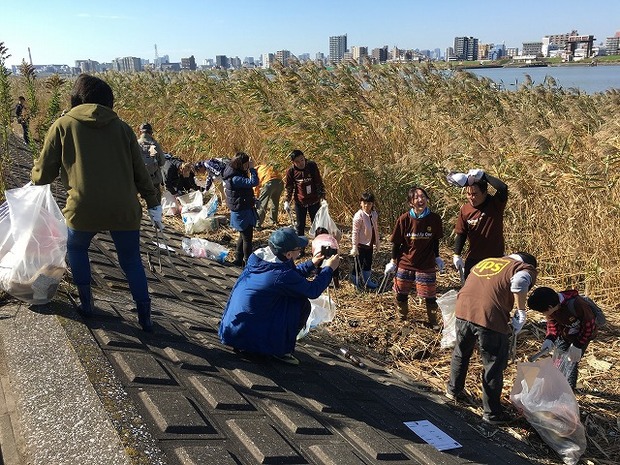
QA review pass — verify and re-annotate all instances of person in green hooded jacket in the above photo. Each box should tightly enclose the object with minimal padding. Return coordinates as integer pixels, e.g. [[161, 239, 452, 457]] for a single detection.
[[31, 74, 161, 331]]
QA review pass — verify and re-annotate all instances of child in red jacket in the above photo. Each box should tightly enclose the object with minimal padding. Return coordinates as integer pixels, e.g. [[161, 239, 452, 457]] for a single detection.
[[527, 287, 598, 389]]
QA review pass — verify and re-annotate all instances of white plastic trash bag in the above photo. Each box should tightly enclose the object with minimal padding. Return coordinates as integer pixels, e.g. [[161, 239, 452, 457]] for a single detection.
[[161, 190, 179, 216], [177, 190, 203, 214], [0, 184, 67, 304], [437, 289, 458, 349], [309, 200, 341, 240], [181, 237, 228, 263], [510, 357, 586, 465], [297, 293, 336, 340]]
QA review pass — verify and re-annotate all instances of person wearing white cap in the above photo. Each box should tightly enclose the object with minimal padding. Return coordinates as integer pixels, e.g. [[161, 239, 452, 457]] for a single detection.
[[219, 227, 340, 365], [447, 169, 508, 280]]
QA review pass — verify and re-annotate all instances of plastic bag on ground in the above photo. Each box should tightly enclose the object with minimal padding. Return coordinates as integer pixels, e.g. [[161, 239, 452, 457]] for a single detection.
[[437, 289, 458, 349], [297, 293, 336, 340], [161, 190, 179, 216], [177, 190, 203, 214], [181, 237, 228, 263], [0, 184, 67, 304], [510, 357, 586, 465], [309, 201, 341, 240]]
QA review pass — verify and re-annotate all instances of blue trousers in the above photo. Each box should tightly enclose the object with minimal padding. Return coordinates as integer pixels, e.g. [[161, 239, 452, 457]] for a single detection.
[[67, 228, 149, 304]]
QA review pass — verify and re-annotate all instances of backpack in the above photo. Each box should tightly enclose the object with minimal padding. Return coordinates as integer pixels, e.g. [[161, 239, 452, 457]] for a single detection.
[[566, 295, 606, 328]]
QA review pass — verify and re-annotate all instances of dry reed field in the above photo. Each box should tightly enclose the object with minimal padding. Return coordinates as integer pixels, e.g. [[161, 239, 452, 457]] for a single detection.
[[6, 61, 620, 464]]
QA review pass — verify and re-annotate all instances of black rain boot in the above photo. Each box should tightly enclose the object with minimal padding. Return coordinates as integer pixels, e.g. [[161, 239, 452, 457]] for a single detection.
[[76, 284, 94, 317], [425, 298, 441, 330], [136, 300, 153, 332], [396, 298, 409, 321]]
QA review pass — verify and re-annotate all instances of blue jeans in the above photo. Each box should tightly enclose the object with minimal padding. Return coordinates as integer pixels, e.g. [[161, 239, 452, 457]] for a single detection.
[[67, 228, 149, 304]]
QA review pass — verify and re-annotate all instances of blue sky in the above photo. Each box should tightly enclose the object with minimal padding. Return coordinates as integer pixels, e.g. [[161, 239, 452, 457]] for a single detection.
[[2, 0, 618, 66]]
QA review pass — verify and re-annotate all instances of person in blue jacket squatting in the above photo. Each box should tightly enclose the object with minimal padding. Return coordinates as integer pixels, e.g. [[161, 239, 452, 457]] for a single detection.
[[219, 227, 341, 365]]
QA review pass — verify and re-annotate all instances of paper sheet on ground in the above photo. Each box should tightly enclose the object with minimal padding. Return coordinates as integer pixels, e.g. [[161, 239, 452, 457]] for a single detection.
[[152, 241, 174, 252], [404, 420, 462, 451]]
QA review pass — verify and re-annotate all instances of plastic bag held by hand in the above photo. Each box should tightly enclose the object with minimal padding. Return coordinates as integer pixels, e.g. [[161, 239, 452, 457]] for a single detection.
[[446, 172, 468, 187], [467, 168, 485, 184], [567, 344, 582, 363], [148, 205, 163, 230], [384, 261, 396, 275]]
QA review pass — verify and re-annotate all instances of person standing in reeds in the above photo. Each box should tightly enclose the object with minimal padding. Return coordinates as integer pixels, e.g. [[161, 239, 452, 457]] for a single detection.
[[137, 122, 166, 203], [284, 150, 325, 242], [31, 74, 161, 332], [254, 162, 284, 230], [350, 192, 380, 290], [449, 169, 508, 281], [446, 253, 537, 425], [15, 96, 29, 144], [384, 187, 444, 328], [222, 152, 259, 267]]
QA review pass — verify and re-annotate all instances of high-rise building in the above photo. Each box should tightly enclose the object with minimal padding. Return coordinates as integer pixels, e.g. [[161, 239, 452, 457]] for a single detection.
[[371, 46, 388, 63], [329, 34, 347, 64], [215, 55, 229, 69], [521, 42, 543, 56], [262, 53, 274, 69], [351, 46, 368, 63], [453, 37, 478, 61], [275, 50, 291, 66], [181, 55, 196, 71], [315, 52, 325, 64], [605, 35, 620, 55], [112, 57, 142, 73]]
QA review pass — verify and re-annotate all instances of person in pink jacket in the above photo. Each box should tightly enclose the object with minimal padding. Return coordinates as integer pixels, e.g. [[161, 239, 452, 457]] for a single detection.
[[350, 192, 380, 289]]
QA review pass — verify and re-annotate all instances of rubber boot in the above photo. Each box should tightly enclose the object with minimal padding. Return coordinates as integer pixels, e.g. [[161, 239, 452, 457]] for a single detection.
[[136, 300, 153, 332], [396, 299, 409, 321], [362, 270, 378, 290], [76, 284, 94, 317], [425, 298, 440, 330]]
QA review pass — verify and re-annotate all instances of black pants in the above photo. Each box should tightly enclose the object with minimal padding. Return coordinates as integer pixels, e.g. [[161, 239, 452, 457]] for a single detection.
[[294, 201, 320, 236], [448, 318, 509, 416], [235, 226, 254, 263], [355, 245, 373, 272]]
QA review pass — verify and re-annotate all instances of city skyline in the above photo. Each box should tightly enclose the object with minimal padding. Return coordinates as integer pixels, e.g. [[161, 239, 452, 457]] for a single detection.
[[2, 0, 619, 67]]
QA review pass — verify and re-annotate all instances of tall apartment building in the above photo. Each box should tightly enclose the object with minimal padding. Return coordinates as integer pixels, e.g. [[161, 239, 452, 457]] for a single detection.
[[275, 50, 291, 66], [181, 55, 196, 71], [371, 46, 388, 63], [315, 52, 325, 64], [605, 35, 620, 55], [453, 36, 478, 61], [215, 55, 229, 69], [521, 42, 543, 56], [262, 53, 274, 69], [75, 59, 101, 73], [478, 43, 491, 60], [329, 34, 347, 64], [112, 56, 142, 73], [351, 46, 368, 63]]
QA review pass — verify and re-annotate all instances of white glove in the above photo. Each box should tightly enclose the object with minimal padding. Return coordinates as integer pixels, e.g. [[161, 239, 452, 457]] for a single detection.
[[384, 261, 397, 275], [435, 257, 445, 272], [541, 339, 554, 353], [349, 246, 358, 257], [283, 201, 290, 212], [446, 172, 468, 187], [467, 168, 485, 185], [148, 205, 163, 230], [320, 199, 328, 207], [511, 309, 527, 334], [567, 344, 582, 363], [452, 255, 464, 270]]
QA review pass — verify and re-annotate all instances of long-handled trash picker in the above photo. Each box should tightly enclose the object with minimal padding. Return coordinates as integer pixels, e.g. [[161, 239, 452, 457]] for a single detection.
[[147, 225, 172, 273], [527, 346, 552, 362]]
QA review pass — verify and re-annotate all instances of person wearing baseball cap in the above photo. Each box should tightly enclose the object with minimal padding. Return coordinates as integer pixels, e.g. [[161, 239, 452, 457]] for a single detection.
[[219, 227, 340, 365]]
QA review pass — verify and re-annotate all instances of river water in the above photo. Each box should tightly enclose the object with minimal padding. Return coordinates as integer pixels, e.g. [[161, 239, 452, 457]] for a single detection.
[[467, 64, 620, 94]]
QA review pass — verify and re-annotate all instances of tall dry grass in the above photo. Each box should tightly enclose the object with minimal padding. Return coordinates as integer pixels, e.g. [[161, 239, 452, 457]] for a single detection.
[[9, 63, 620, 306]]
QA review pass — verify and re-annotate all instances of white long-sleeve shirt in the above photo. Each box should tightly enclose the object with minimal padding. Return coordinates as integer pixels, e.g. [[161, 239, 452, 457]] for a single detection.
[[351, 209, 380, 249]]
